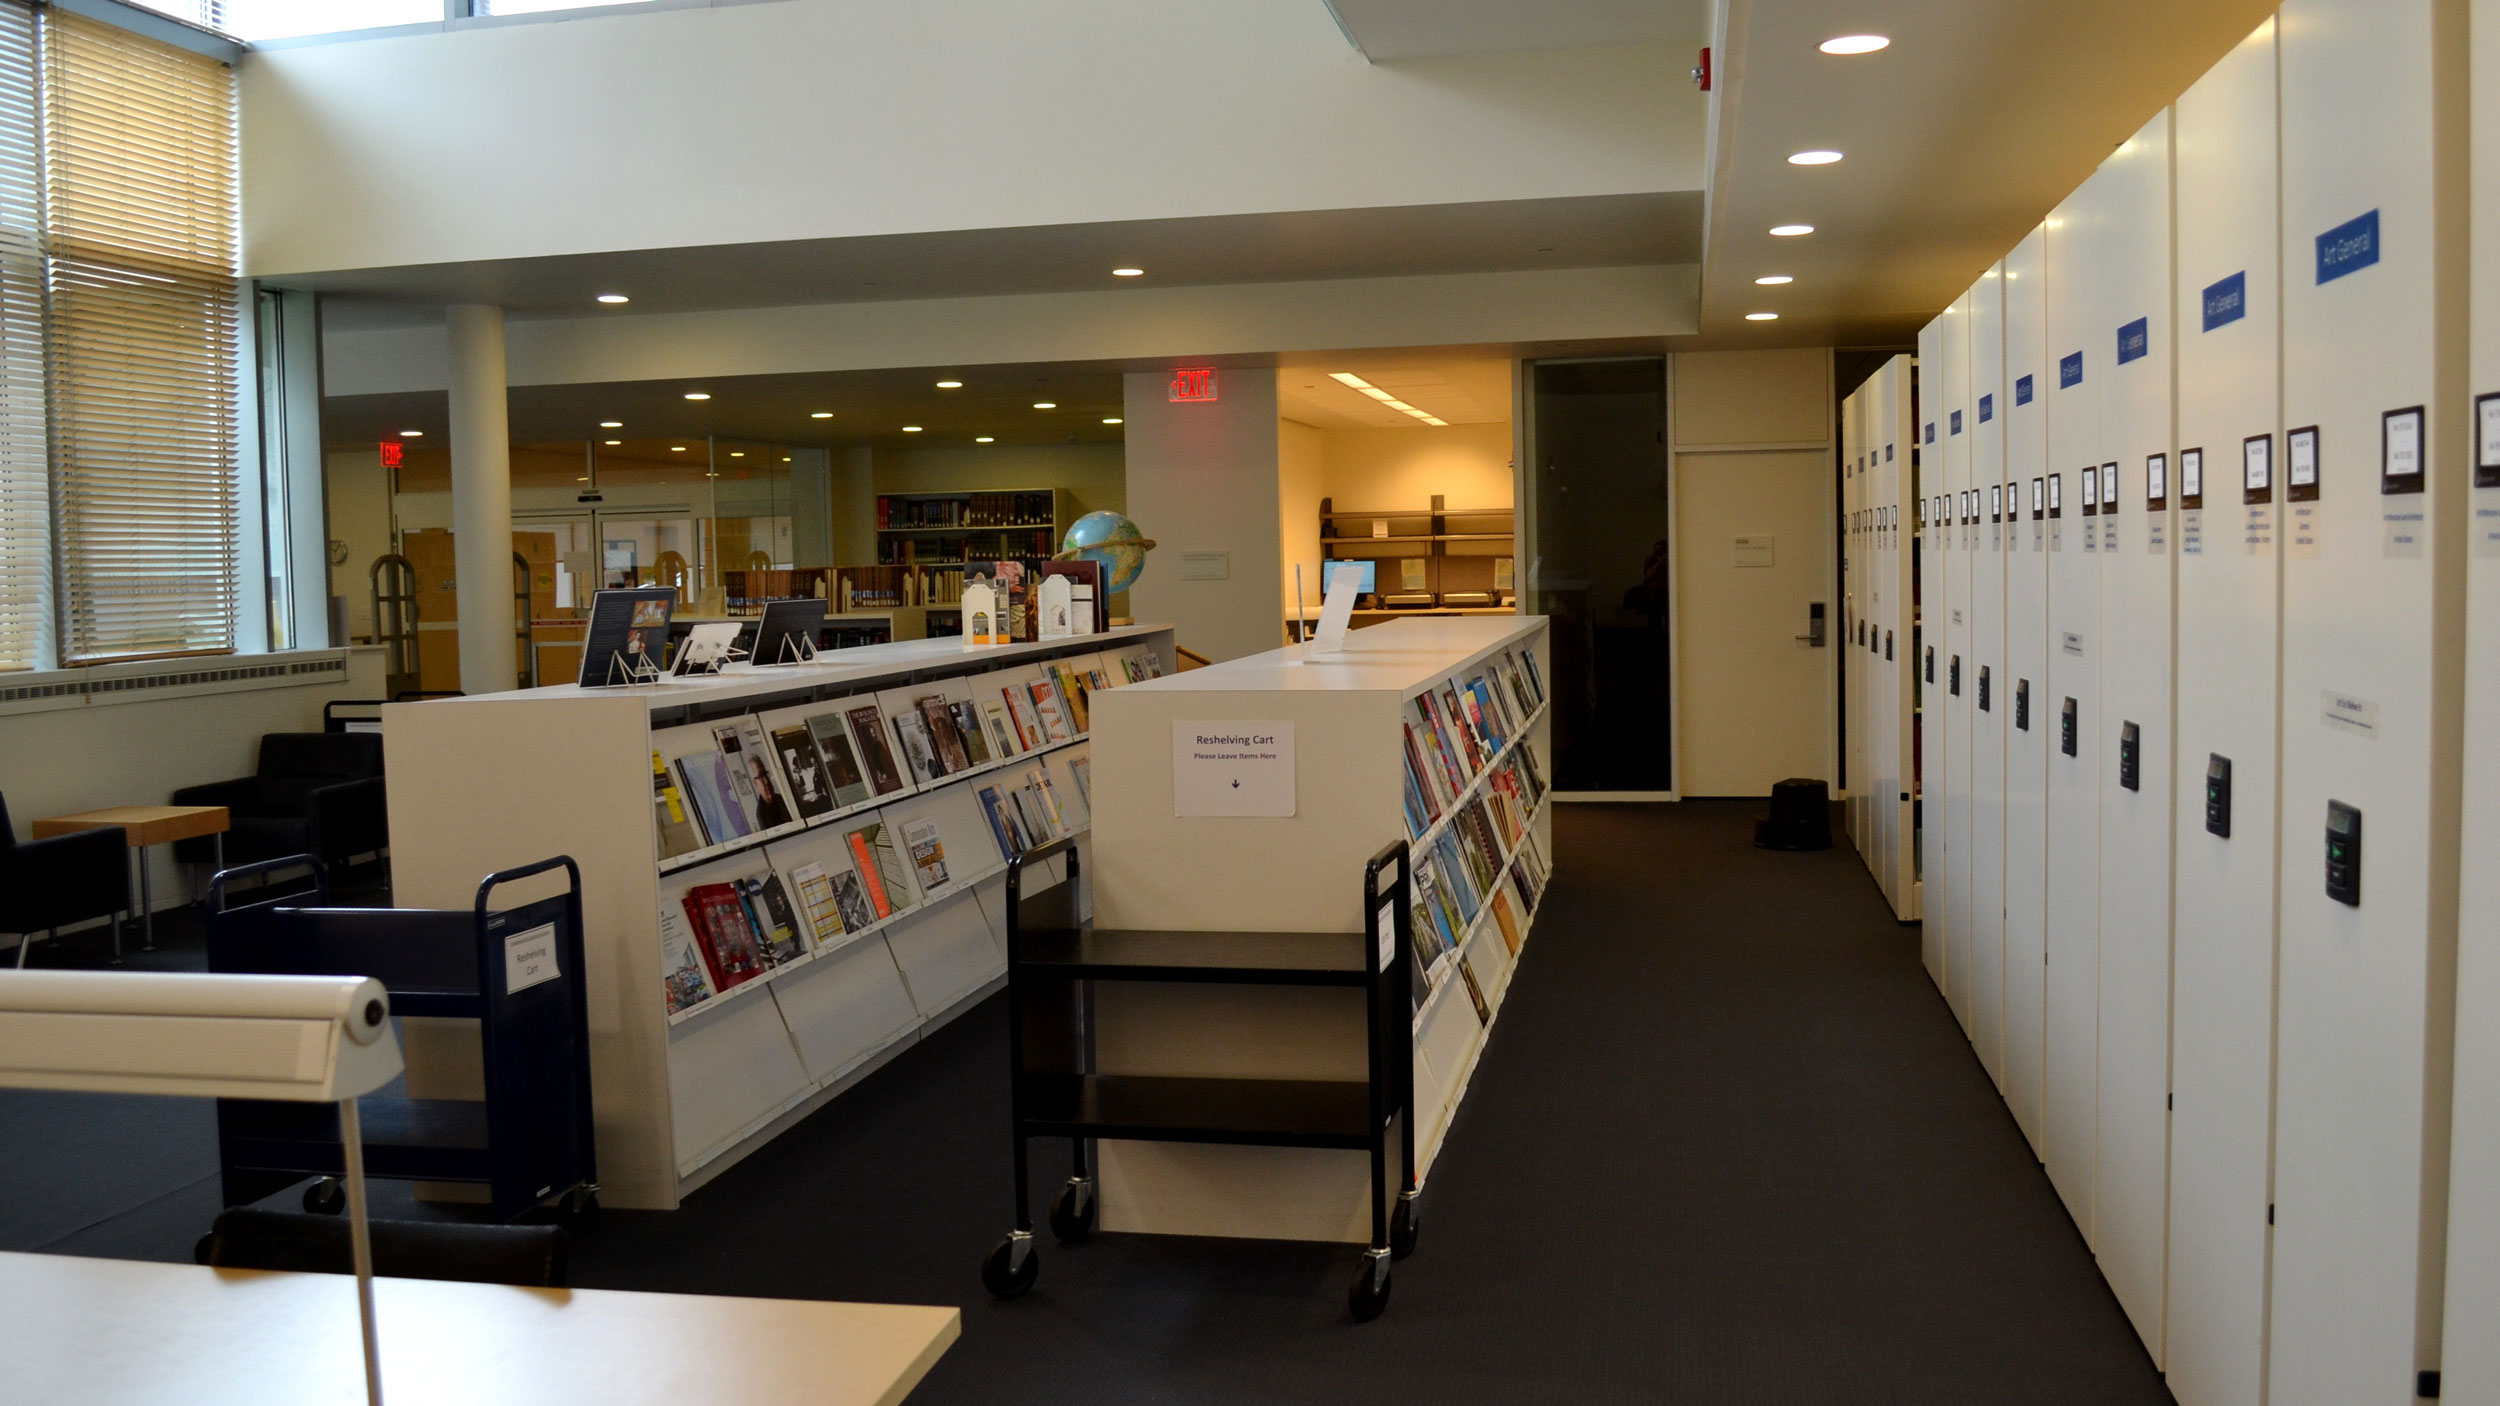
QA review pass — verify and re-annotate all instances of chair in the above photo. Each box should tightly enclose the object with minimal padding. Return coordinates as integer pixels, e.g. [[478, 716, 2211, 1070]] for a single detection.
[[172, 733, 388, 872], [194, 1208, 569, 1288], [0, 791, 129, 967]]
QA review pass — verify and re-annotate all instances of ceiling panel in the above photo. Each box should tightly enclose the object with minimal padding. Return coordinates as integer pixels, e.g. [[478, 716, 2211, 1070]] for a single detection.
[[1325, 0, 1707, 60]]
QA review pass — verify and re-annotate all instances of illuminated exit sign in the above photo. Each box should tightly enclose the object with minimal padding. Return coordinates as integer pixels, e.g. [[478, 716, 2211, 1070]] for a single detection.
[[378, 440, 403, 468], [1168, 366, 1218, 402]]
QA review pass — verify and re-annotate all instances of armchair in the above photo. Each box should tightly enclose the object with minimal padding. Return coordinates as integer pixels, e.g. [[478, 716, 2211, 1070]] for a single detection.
[[174, 733, 388, 872], [0, 791, 129, 967]]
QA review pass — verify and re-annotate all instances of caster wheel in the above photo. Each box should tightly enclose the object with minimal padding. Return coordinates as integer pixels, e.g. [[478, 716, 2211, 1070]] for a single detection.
[[302, 1178, 346, 1215], [1349, 1252, 1392, 1322], [556, 1187, 601, 1232], [1390, 1195, 1419, 1260], [1048, 1179, 1096, 1244], [982, 1235, 1039, 1299]]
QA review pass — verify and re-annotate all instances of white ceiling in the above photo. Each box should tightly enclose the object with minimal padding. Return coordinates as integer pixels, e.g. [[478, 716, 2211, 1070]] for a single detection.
[[1276, 355, 1512, 430], [1323, 0, 1708, 60]]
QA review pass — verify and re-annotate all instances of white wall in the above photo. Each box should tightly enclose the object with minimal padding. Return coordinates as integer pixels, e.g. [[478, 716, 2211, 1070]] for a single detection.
[[1316, 421, 1512, 510], [1277, 418, 1324, 616], [325, 447, 396, 642], [1122, 368, 1281, 662], [241, 1, 1697, 275], [873, 443, 1124, 523]]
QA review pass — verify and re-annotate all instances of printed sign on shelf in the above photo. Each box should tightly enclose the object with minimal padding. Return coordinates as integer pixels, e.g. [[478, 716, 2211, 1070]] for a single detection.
[[504, 923, 560, 994], [1172, 721, 1295, 817]]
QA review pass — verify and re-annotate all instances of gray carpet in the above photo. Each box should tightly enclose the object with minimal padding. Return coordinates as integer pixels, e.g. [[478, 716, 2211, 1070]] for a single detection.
[[2, 805, 2171, 1403]]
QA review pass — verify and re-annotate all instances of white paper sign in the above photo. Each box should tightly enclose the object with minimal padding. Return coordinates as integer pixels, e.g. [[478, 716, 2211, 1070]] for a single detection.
[[1732, 535, 1775, 567], [1310, 562, 1363, 656], [504, 923, 560, 994], [1173, 721, 1295, 817]]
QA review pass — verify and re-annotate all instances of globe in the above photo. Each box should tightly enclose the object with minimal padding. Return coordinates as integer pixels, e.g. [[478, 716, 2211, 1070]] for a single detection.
[[1055, 510, 1158, 596]]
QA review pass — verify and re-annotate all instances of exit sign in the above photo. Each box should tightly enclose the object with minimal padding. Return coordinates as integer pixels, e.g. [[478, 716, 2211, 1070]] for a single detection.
[[1169, 366, 1218, 402], [378, 440, 403, 468]]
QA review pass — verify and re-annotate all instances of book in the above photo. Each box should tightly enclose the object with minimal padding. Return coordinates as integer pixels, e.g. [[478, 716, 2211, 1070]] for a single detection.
[[682, 882, 769, 991], [788, 861, 842, 948], [658, 905, 716, 1015], [714, 718, 795, 830], [1003, 683, 1046, 748], [950, 700, 994, 767], [771, 724, 836, 820], [1028, 679, 1073, 741], [863, 821, 916, 908], [1051, 664, 1092, 732], [903, 817, 952, 893], [828, 863, 878, 933], [981, 700, 1024, 760], [847, 704, 908, 795], [976, 783, 1026, 861], [846, 828, 895, 920], [1508, 857, 1541, 915], [1067, 755, 1091, 807], [653, 751, 703, 859], [808, 715, 875, 809], [891, 709, 945, 784], [1489, 887, 1523, 956], [675, 752, 749, 844], [1457, 957, 1491, 1025], [918, 695, 972, 774], [741, 874, 805, 964]]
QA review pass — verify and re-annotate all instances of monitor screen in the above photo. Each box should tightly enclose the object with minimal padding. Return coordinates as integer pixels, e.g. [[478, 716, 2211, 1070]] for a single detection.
[[752, 596, 829, 666], [1322, 559, 1377, 595]]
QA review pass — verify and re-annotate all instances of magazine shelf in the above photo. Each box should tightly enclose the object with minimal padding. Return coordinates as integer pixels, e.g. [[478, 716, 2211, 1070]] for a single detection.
[[385, 624, 1173, 1209]]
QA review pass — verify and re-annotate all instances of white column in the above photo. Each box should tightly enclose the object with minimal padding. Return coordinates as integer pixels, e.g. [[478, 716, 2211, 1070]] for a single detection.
[[446, 304, 514, 694], [1121, 367, 1281, 662]]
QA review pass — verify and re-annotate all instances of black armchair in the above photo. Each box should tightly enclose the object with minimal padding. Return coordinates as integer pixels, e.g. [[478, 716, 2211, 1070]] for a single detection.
[[173, 733, 388, 871], [0, 791, 129, 967]]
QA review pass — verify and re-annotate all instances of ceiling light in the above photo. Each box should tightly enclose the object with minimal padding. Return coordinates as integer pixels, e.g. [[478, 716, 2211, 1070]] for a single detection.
[[976, 436, 995, 444], [1103, 417, 1123, 425], [1770, 223, 1815, 237], [1329, 372, 1374, 389], [1788, 150, 1843, 166], [604, 439, 621, 446], [902, 426, 923, 433], [1746, 312, 1780, 321], [810, 411, 833, 419], [670, 445, 686, 451], [1420, 416, 1449, 427], [1756, 275, 1794, 285], [1033, 402, 1056, 410], [1383, 400, 1417, 412], [1111, 267, 1144, 277], [595, 294, 629, 304], [399, 429, 422, 437], [683, 392, 710, 401], [598, 420, 622, 428], [935, 380, 963, 389], [781, 455, 791, 462], [1360, 388, 1397, 402], [730, 451, 745, 458], [1818, 34, 1890, 55]]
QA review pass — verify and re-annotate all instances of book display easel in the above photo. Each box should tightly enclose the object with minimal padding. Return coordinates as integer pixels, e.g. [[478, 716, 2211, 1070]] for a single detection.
[[1086, 616, 1552, 1242], [384, 624, 1175, 1209]]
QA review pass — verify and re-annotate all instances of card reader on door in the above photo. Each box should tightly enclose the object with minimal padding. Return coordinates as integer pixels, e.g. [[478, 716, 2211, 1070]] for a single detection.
[[1978, 666, 1991, 712], [1924, 645, 1933, 683], [2060, 697, 2078, 756], [2326, 801, 2362, 906], [2205, 754, 2232, 838], [2015, 679, 2030, 731], [1885, 630, 1894, 661], [2118, 721, 2140, 791], [1949, 655, 1961, 696]]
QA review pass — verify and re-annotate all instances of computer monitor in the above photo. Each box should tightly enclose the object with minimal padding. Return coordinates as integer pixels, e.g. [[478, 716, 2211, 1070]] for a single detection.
[[752, 597, 829, 666], [1322, 559, 1376, 595]]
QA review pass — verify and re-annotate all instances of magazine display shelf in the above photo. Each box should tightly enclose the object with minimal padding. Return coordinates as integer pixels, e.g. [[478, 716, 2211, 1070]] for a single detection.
[[1087, 615, 1552, 1243], [384, 624, 1174, 1210]]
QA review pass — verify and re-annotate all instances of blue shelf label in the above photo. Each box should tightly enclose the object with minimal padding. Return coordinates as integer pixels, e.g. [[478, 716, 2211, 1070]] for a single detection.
[[2060, 352, 2084, 389], [1925, 422, 1936, 445], [1979, 393, 1994, 423], [2316, 209, 2379, 284], [1951, 409, 1963, 435], [2117, 317, 2149, 365], [2015, 374, 2034, 406], [2202, 271, 2247, 331]]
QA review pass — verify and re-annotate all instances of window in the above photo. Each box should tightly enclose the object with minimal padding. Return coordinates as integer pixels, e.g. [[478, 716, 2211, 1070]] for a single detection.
[[120, 1, 441, 42], [0, 1, 40, 672], [44, 10, 240, 662]]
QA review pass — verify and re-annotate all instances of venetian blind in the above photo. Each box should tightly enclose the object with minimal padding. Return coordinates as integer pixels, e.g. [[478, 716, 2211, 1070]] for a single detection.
[[0, 1, 42, 672], [44, 10, 238, 663]]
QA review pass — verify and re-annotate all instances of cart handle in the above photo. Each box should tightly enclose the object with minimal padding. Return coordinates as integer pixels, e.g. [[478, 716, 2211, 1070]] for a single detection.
[[474, 855, 582, 921], [1363, 838, 1409, 910], [1005, 836, 1079, 904], [206, 854, 329, 915]]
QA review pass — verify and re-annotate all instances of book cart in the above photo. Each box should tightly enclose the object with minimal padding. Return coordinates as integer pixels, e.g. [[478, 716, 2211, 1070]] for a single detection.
[[384, 624, 1174, 1210], [1076, 617, 1554, 1266]]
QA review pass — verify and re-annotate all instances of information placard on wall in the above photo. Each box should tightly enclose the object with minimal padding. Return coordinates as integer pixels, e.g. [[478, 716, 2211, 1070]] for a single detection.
[[1172, 721, 1295, 816]]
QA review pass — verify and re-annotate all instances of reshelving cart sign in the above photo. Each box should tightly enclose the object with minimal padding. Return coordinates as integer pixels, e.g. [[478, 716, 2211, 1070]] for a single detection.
[[1172, 721, 1294, 816]]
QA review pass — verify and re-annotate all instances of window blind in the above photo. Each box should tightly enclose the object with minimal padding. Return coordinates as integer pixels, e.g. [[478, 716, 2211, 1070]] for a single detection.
[[0, 1, 41, 672], [44, 9, 239, 663]]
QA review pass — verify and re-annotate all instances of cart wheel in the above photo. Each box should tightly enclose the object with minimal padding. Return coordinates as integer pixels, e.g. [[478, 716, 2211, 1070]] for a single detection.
[[1349, 1250, 1392, 1322], [1390, 1193, 1420, 1260], [1048, 1178, 1096, 1244], [982, 1234, 1039, 1299], [557, 1186, 601, 1232], [302, 1178, 346, 1216]]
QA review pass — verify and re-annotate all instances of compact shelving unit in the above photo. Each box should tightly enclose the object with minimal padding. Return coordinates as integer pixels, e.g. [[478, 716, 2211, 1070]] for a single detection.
[[1085, 615, 1552, 1243], [384, 623, 1174, 1210]]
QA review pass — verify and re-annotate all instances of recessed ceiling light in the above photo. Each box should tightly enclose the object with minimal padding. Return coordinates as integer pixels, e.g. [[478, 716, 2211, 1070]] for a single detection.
[[683, 392, 710, 401], [1756, 275, 1794, 285], [1033, 402, 1056, 410], [1111, 267, 1144, 277], [1103, 417, 1123, 425], [1788, 150, 1843, 166], [730, 451, 745, 458], [671, 445, 686, 451], [1420, 416, 1449, 427], [782, 455, 791, 462], [935, 380, 963, 389], [598, 420, 622, 428], [976, 436, 995, 443], [1770, 223, 1816, 237], [1329, 372, 1373, 389], [1383, 399, 1417, 412], [399, 429, 422, 437], [595, 294, 629, 304], [1746, 312, 1780, 321], [603, 439, 621, 445], [1819, 34, 1890, 55], [810, 411, 833, 419], [1360, 387, 1397, 402], [902, 425, 923, 433]]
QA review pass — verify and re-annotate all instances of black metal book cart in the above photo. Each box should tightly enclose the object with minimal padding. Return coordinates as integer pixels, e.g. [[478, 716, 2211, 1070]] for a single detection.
[[984, 836, 1420, 1319], [204, 854, 600, 1227]]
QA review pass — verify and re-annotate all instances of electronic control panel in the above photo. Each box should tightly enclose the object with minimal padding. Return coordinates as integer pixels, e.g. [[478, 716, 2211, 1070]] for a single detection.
[[2206, 754, 2232, 838], [2119, 721, 2140, 791], [2326, 801, 2361, 907]]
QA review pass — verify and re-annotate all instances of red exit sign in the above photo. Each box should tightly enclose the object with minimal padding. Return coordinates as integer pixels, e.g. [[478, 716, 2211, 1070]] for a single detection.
[[1168, 366, 1218, 402], [378, 440, 403, 468]]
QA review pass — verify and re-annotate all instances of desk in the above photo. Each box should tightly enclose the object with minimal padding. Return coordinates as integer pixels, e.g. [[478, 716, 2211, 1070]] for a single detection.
[[0, 1250, 959, 1405], [32, 805, 229, 955]]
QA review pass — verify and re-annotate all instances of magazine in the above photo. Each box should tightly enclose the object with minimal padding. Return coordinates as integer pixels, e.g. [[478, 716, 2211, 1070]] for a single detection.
[[828, 863, 878, 933], [847, 705, 908, 795], [845, 828, 895, 920], [681, 882, 769, 991], [1003, 684, 1045, 749], [902, 817, 951, 893], [659, 904, 716, 1015], [950, 700, 994, 766], [714, 718, 794, 829], [771, 724, 836, 820], [981, 700, 1023, 760], [976, 784, 1027, 861], [917, 695, 972, 774], [674, 752, 749, 844], [891, 709, 945, 784], [807, 714, 875, 809], [739, 874, 805, 964], [788, 861, 842, 948], [1028, 680, 1073, 742], [653, 751, 703, 859]]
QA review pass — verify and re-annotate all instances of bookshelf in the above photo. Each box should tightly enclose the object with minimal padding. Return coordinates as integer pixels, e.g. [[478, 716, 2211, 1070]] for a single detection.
[[1086, 615, 1552, 1242], [875, 488, 1071, 568], [1316, 495, 1516, 606], [383, 623, 1175, 1210]]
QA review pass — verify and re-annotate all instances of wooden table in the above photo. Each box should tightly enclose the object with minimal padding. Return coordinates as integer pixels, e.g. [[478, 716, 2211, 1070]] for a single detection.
[[31, 805, 230, 956], [0, 1250, 960, 1405]]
